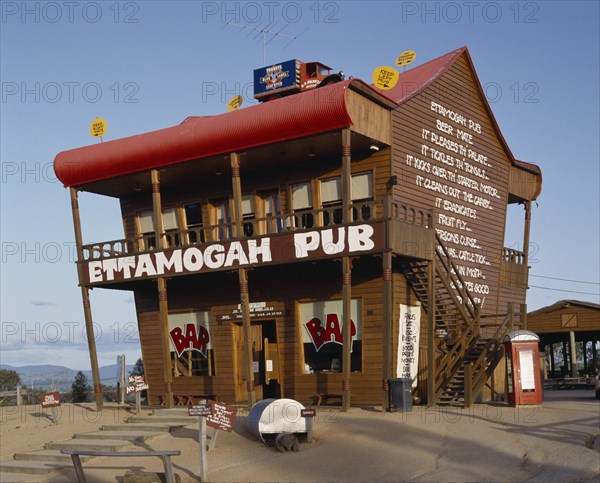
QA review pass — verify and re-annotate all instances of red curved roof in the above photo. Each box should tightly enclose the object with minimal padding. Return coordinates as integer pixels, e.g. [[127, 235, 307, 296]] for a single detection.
[[54, 80, 376, 188]]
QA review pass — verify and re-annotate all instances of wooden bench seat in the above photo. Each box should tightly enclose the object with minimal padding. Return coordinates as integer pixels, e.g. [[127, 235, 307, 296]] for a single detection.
[[61, 449, 181, 483]]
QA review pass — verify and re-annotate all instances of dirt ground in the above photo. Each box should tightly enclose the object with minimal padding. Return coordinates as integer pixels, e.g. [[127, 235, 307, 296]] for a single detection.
[[1, 389, 599, 482]]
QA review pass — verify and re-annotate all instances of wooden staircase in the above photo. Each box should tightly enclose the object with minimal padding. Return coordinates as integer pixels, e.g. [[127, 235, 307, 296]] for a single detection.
[[401, 233, 520, 407]]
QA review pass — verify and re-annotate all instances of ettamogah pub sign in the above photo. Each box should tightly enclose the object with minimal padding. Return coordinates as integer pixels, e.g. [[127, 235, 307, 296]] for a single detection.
[[83, 223, 386, 285]]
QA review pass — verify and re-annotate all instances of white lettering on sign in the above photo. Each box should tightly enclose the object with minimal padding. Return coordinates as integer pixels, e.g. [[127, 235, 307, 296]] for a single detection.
[[86, 224, 381, 284], [405, 100, 507, 306]]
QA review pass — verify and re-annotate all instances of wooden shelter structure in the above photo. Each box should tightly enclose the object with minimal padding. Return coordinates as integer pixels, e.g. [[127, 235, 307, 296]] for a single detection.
[[54, 47, 542, 410], [527, 300, 600, 378]]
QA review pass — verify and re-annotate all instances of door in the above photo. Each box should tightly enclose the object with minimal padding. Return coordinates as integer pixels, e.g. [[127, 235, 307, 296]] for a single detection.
[[233, 320, 280, 403]]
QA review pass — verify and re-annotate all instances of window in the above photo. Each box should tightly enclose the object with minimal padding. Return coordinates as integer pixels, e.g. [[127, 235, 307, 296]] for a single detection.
[[162, 207, 180, 247], [320, 177, 343, 226], [299, 299, 362, 374], [351, 172, 374, 221], [168, 311, 215, 377], [319, 172, 373, 225], [138, 210, 156, 250], [259, 190, 282, 234], [291, 182, 314, 229], [210, 199, 232, 241], [184, 202, 204, 244], [242, 194, 255, 237]]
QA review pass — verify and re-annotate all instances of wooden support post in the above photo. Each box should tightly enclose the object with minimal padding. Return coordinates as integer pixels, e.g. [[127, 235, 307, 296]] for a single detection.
[[562, 340, 568, 375], [152, 169, 173, 408], [341, 128, 352, 412], [592, 341, 598, 373], [69, 187, 103, 411], [230, 153, 255, 408], [549, 343, 555, 373], [199, 416, 208, 482], [569, 331, 578, 377], [523, 201, 531, 270], [520, 303, 527, 330], [507, 302, 514, 331], [427, 259, 436, 406], [464, 363, 473, 408], [382, 197, 393, 411]]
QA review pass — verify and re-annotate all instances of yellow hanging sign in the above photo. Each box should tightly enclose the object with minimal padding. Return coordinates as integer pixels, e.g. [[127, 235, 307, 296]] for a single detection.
[[90, 118, 107, 137], [227, 95, 243, 112], [372, 66, 399, 90], [396, 50, 417, 67]]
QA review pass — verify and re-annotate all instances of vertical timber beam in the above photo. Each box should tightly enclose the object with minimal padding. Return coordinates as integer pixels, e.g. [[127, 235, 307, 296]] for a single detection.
[[341, 128, 352, 412], [523, 201, 532, 268], [382, 196, 393, 411], [231, 153, 255, 407], [569, 331, 578, 377], [151, 169, 173, 408], [70, 187, 103, 410]]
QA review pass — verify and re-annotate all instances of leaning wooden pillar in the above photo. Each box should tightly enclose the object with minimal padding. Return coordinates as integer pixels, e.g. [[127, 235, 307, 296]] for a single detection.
[[69, 187, 103, 410], [549, 343, 555, 373], [341, 128, 352, 412], [382, 197, 393, 411], [522, 200, 532, 272], [151, 169, 173, 408], [230, 153, 255, 407]]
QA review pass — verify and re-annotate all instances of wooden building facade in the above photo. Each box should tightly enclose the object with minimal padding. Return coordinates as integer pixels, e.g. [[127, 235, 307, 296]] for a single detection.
[[54, 47, 542, 410], [527, 300, 600, 378]]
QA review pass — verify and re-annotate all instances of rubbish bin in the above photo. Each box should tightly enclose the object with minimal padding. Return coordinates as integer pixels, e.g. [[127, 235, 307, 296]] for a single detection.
[[388, 378, 413, 412]]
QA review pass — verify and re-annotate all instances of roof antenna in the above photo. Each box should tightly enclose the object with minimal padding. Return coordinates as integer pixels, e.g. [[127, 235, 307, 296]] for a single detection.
[[223, 21, 308, 64]]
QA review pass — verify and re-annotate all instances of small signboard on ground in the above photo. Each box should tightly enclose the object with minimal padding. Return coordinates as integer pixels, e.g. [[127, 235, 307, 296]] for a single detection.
[[206, 401, 237, 433], [126, 375, 149, 394], [189, 404, 212, 417], [40, 391, 61, 408]]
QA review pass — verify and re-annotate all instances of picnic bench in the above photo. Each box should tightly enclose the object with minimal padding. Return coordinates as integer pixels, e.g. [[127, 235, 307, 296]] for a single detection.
[[60, 449, 181, 483], [311, 393, 343, 407]]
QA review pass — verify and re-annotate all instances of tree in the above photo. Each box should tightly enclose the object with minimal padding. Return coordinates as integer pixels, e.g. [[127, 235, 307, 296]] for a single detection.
[[130, 358, 144, 377], [0, 369, 21, 390], [71, 371, 91, 403]]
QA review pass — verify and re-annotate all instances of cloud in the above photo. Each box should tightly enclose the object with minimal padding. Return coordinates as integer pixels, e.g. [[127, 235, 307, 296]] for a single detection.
[[30, 300, 58, 307]]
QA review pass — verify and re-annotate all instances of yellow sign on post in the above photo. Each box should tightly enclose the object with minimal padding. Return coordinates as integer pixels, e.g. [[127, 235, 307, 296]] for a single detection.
[[396, 50, 417, 67], [90, 118, 107, 137], [227, 95, 243, 112], [372, 66, 399, 90]]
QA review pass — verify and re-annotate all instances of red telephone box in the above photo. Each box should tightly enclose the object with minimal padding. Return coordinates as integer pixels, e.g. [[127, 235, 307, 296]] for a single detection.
[[503, 330, 543, 405]]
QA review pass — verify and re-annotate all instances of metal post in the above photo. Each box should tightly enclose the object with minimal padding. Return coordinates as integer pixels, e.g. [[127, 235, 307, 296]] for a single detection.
[[427, 259, 436, 406], [230, 153, 255, 407], [382, 197, 393, 411], [341, 128, 352, 412], [152, 169, 173, 408], [69, 187, 103, 410]]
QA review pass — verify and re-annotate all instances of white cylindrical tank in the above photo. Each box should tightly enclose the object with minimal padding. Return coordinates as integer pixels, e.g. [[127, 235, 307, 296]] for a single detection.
[[246, 398, 308, 443]]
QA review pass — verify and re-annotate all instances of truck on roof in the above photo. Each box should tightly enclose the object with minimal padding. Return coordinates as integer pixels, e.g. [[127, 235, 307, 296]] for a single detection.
[[253, 59, 344, 102]]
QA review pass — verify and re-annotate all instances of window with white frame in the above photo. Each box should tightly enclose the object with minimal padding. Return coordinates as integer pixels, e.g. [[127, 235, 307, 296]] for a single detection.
[[137, 208, 179, 250], [242, 194, 255, 237]]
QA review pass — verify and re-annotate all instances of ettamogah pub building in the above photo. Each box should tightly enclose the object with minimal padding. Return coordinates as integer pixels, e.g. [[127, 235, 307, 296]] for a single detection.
[[54, 47, 542, 410]]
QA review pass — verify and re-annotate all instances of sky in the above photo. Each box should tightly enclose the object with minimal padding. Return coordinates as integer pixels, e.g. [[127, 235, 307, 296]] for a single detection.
[[1, 1, 599, 370]]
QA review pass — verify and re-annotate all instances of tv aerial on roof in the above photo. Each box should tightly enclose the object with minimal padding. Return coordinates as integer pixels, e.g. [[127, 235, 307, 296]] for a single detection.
[[223, 21, 309, 64]]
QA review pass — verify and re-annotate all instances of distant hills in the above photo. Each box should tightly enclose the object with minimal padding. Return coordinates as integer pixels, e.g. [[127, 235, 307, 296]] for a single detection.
[[0, 363, 135, 392]]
